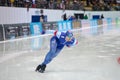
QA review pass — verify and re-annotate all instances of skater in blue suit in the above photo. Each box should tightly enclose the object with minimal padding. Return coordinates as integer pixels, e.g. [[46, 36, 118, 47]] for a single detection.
[[35, 30, 78, 73]]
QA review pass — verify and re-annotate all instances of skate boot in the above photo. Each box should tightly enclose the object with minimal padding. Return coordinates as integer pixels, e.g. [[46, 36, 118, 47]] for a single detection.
[[35, 64, 41, 72], [39, 64, 46, 73], [35, 64, 46, 73]]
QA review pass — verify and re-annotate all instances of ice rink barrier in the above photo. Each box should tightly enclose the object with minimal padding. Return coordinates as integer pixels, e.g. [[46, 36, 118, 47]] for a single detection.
[[0, 24, 4, 41], [80, 18, 120, 35], [116, 17, 120, 28], [30, 22, 43, 35], [0, 23, 30, 41], [0, 17, 120, 41]]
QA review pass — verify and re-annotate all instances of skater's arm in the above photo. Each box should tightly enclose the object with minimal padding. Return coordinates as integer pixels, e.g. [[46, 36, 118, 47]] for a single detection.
[[66, 37, 78, 47]]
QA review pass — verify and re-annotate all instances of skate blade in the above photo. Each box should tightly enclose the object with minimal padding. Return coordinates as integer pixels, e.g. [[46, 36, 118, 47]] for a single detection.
[[39, 70, 45, 73]]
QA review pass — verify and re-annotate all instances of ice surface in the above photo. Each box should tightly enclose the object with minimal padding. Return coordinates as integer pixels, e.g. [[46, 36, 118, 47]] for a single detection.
[[0, 29, 120, 80]]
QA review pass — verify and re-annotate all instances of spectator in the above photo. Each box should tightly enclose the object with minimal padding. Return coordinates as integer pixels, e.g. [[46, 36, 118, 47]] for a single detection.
[[0, 0, 119, 11], [7, 0, 11, 6], [86, 0, 92, 6], [18, 0, 24, 7], [92, 3, 99, 11], [104, 3, 111, 11], [101, 14, 104, 19], [60, 0, 66, 9], [79, 1, 84, 10], [14, 0, 19, 7], [46, 0, 50, 8], [49, 1, 54, 9], [115, 3, 120, 11], [84, 14, 88, 19], [32, 0, 36, 8], [40, 9, 45, 22], [0, 0, 6, 6], [104, 0, 111, 4], [10, 0, 14, 6], [61, 10, 67, 21], [72, 0, 79, 10]]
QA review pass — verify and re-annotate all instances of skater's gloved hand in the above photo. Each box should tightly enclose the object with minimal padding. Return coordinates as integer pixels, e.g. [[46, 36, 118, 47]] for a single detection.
[[66, 44, 71, 47]]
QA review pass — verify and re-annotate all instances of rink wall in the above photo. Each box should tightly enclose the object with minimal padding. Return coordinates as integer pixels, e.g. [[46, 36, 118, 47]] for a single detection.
[[0, 7, 120, 24], [0, 17, 120, 41]]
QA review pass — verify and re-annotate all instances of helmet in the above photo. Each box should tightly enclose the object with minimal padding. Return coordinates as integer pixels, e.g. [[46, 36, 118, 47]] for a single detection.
[[66, 31, 73, 38]]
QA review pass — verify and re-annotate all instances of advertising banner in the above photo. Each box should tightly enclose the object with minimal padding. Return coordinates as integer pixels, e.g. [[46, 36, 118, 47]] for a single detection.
[[90, 19, 98, 35], [57, 21, 72, 31], [43, 22, 58, 34], [116, 17, 120, 28], [18, 23, 30, 37], [0, 25, 4, 41], [30, 22, 42, 35], [106, 18, 112, 30], [42, 22, 57, 30], [3, 24, 19, 40], [102, 18, 113, 32], [72, 21, 81, 29]]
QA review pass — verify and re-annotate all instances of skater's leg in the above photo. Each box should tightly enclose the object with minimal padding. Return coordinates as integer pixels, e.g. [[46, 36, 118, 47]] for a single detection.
[[42, 37, 58, 65], [37, 48, 63, 73], [36, 37, 57, 72], [42, 47, 63, 65], [52, 48, 63, 58]]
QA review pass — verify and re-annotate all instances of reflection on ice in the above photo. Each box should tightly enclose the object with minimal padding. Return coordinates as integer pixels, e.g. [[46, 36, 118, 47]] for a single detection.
[[0, 35, 51, 54]]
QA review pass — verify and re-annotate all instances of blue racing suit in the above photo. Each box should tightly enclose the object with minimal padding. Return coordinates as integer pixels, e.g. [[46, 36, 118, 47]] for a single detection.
[[42, 31, 77, 65]]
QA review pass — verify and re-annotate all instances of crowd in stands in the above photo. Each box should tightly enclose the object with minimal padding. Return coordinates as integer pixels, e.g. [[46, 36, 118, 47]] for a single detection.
[[0, 0, 120, 11]]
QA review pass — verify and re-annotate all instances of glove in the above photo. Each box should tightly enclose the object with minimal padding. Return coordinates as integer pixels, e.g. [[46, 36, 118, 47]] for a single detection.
[[66, 45, 70, 47]]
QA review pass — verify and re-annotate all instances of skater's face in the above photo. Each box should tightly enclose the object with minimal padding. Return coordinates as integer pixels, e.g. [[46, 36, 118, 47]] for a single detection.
[[65, 36, 72, 41], [65, 31, 73, 41]]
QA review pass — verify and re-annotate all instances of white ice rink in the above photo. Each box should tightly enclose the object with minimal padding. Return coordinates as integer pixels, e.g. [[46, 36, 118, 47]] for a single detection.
[[0, 28, 120, 80]]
